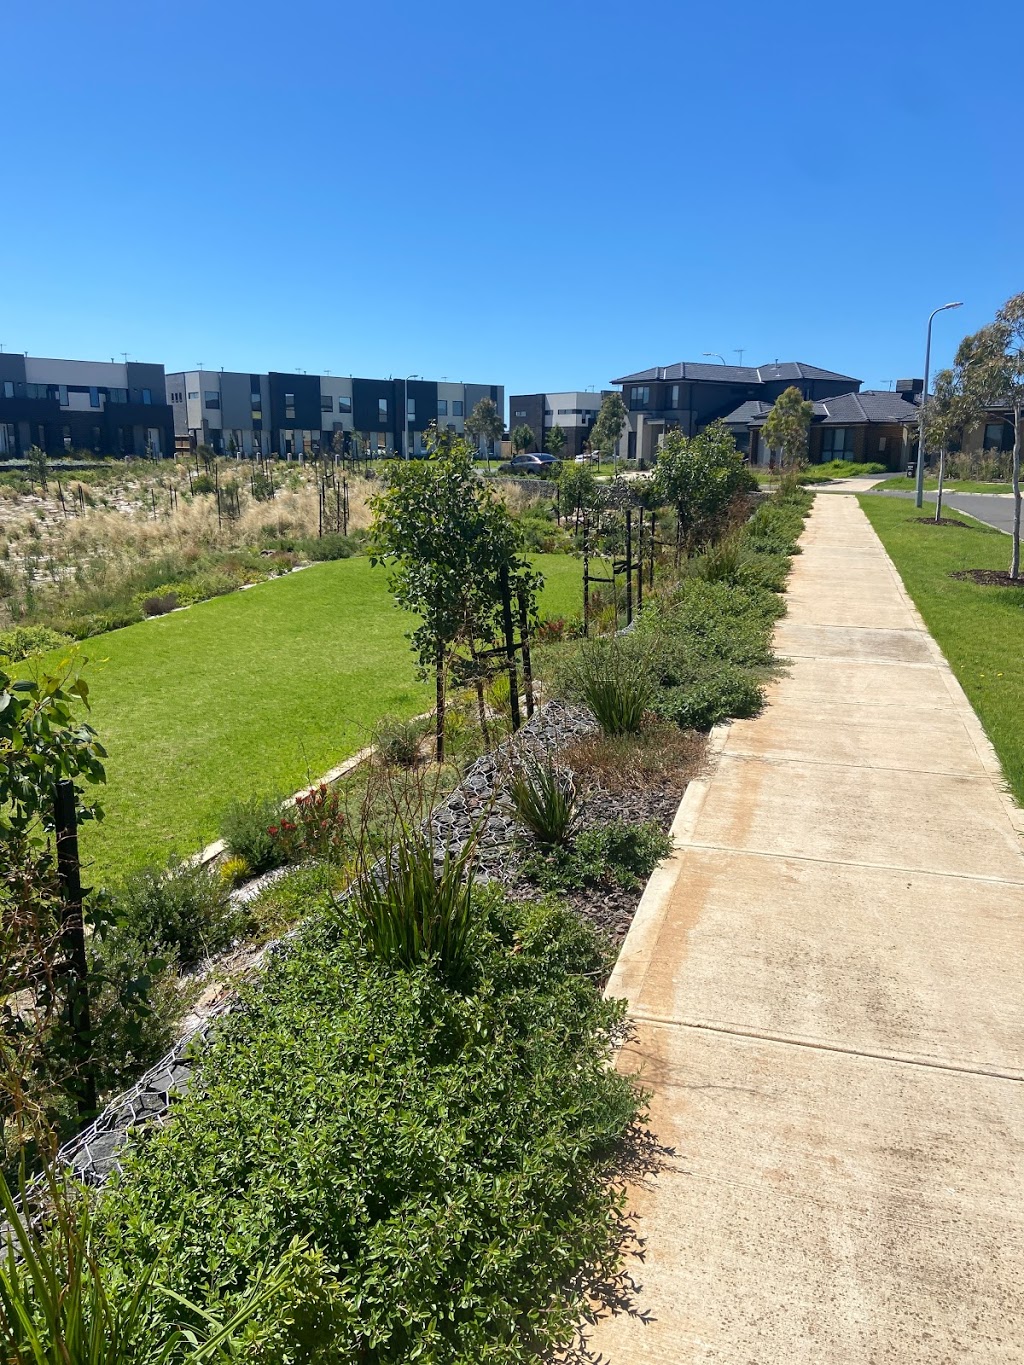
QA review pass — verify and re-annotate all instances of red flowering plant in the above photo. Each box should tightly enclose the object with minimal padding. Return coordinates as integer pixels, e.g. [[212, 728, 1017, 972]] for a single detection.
[[268, 783, 347, 865]]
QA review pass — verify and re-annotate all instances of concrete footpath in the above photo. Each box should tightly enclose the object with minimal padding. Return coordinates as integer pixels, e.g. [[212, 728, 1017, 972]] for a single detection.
[[590, 492, 1024, 1363]]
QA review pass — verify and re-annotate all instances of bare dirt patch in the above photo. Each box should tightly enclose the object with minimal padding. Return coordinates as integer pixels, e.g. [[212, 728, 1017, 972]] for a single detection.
[[950, 568, 1024, 588]]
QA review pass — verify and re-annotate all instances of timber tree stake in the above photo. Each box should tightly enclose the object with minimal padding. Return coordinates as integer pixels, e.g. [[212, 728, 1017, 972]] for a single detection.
[[54, 779, 97, 1121]]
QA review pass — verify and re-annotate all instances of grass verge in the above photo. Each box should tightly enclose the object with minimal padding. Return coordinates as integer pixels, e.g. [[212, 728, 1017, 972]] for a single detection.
[[859, 493, 1024, 803], [873, 476, 1013, 495]]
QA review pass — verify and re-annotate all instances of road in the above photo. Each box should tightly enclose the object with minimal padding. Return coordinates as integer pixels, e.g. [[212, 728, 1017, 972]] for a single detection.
[[874, 486, 1019, 534]]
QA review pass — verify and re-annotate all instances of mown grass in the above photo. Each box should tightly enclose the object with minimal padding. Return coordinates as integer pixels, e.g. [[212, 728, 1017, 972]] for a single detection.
[[859, 494, 1024, 804], [42, 553, 580, 883], [873, 476, 1013, 495]]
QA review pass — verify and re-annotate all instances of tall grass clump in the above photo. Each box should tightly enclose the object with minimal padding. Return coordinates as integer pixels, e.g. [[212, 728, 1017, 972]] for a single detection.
[[508, 758, 578, 847], [558, 639, 652, 735]]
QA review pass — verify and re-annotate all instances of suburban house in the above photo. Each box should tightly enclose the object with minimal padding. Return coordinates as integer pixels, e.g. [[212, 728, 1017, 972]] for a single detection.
[[0, 354, 174, 459], [727, 382, 924, 470], [611, 359, 862, 464], [507, 390, 611, 459], [166, 371, 503, 460]]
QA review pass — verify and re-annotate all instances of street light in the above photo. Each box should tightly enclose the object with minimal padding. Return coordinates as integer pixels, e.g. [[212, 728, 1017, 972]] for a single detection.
[[404, 374, 421, 458], [702, 352, 727, 365], [915, 302, 963, 508]]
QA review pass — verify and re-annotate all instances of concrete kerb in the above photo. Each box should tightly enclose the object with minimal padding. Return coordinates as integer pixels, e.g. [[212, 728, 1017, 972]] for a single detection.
[[604, 722, 730, 1009]]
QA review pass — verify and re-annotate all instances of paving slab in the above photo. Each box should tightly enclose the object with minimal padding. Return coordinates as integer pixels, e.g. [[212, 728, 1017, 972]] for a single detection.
[[589, 492, 1024, 1363]]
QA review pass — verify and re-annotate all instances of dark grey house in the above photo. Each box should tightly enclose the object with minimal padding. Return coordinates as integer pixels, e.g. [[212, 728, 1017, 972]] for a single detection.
[[725, 384, 923, 470], [611, 359, 862, 464]]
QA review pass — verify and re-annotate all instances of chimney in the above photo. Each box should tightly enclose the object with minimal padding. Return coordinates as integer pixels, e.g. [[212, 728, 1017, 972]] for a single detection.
[[895, 378, 924, 403]]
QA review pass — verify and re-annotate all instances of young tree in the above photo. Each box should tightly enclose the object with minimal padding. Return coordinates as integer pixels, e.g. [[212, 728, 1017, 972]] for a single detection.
[[465, 396, 504, 470], [762, 386, 814, 473], [511, 424, 535, 456], [555, 460, 600, 530], [26, 444, 48, 492], [545, 424, 566, 460], [370, 439, 541, 759], [590, 392, 627, 469], [653, 420, 748, 559]]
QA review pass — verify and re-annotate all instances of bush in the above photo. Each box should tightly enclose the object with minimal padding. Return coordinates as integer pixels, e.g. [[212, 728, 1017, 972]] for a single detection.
[[523, 819, 672, 894], [92, 891, 637, 1363], [658, 662, 764, 730], [192, 472, 216, 494], [60, 605, 145, 640], [268, 783, 347, 865], [508, 758, 578, 847], [107, 861, 246, 968], [372, 712, 425, 767], [0, 624, 73, 663], [559, 640, 652, 735], [140, 590, 178, 617], [220, 793, 287, 874]]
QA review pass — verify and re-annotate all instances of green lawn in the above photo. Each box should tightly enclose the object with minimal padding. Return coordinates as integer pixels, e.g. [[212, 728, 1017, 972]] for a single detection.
[[53, 553, 581, 884], [874, 476, 1012, 494], [859, 494, 1024, 804]]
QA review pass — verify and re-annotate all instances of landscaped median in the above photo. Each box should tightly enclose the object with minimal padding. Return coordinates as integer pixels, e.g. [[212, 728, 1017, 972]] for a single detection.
[[859, 492, 1024, 803]]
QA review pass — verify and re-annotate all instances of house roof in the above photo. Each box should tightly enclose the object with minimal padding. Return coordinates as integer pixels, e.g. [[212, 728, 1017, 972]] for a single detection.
[[736, 389, 921, 428], [612, 360, 862, 386]]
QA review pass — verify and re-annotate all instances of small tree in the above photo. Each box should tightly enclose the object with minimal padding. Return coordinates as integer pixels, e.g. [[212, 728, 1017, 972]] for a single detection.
[[762, 386, 814, 473], [465, 396, 504, 470], [546, 424, 566, 460], [511, 424, 535, 456], [653, 420, 748, 560], [26, 445, 48, 492], [590, 393, 627, 470], [555, 460, 600, 530]]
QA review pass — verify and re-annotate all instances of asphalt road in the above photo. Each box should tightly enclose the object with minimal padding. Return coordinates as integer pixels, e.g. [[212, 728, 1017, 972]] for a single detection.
[[874, 487, 1018, 534]]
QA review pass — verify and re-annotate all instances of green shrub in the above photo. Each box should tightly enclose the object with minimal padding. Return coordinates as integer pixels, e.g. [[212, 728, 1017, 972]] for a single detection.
[[108, 861, 246, 968], [559, 639, 652, 735], [692, 535, 746, 583], [220, 793, 286, 874], [372, 712, 425, 767], [93, 891, 636, 1363], [141, 590, 178, 617], [508, 758, 578, 847], [658, 663, 764, 730], [192, 472, 216, 494], [61, 606, 145, 640], [352, 836, 477, 980], [523, 819, 672, 894], [0, 624, 73, 663]]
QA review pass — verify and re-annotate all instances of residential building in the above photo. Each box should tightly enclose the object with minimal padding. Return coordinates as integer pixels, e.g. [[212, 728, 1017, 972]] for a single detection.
[[0, 354, 174, 458], [725, 382, 923, 470], [611, 359, 862, 464], [507, 390, 611, 458], [166, 370, 503, 460]]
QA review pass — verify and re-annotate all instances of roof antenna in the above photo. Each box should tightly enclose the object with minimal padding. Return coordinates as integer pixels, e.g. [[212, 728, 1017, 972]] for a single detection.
[[734, 348, 745, 366], [881, 378, 895, 390]]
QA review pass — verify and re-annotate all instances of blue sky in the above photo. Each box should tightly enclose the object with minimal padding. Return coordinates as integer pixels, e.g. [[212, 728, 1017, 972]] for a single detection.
[[3, 0, 1021, 406]]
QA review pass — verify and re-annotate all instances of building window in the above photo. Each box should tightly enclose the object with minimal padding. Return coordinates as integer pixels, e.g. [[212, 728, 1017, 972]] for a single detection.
[[168, 390, 182, 404], [62, 425, 72, 450], [513, 409, 526, 418], [321, 394, 334, 412], [57, 385, 69, 407], [142, 388, 152, 405], [108, 388, 128, 404], [2, 381, 13, 399], [204, 391, 220, 410], [452, 400, 463, 417], [630, 386, 650, 409], [285, 393, 296, 420], [983, 421, 1012, 452], [187, 391, 199, 400], [407, 398, 415, 419], [378, 398, 389, 422], [666, 384, 680, 409], [821, 427, 855, 457], [338, 395, 352, 414], [251, 410, 262, 423], [437, 399, 448, 417], [878, 436, 887, 453]]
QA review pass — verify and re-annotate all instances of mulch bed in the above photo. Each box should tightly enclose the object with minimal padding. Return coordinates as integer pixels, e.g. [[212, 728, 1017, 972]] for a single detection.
[[915, 516, 973, 528], [950, 568, 1024, 588]]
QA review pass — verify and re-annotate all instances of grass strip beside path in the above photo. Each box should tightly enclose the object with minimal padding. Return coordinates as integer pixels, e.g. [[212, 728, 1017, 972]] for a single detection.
[[64, 553, 580, 883], [873, 476, 1013, 495], [859, 494, 1024, 804]]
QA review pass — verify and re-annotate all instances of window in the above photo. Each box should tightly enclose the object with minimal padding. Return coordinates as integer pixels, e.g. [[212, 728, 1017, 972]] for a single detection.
[[2, 381, 13, 399], [630, 386, 649, 409], [407, 397, 415, 419], [58, 385, 69, 407], [204, 391, 220, 410], [338, 395, 352, 414], [168, 390, 182, 404], [321, 394, 334, 412], [378, 397, 388, 422], [452, 400, 463, 417], [983, 421, 1012, 452], [513, 409, 526, 418], [437, 399, 448, 417], [877, 436, 887, 453], [108, 388, 128, 404], [821, 427, 855, 457], [142, 388, 152, 405], [666, 384, 680, 409], [187, 391, 199, 400], [285, 393, 296, 420]]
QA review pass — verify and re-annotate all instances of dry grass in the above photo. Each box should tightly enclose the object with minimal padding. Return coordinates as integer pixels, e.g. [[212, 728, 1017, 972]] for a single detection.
[[561, 723, 706, 795]]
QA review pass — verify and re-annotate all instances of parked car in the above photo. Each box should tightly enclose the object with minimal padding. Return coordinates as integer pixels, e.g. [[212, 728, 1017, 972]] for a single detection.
[[508, 454, 547, 471], [574, 452, 599, 464]]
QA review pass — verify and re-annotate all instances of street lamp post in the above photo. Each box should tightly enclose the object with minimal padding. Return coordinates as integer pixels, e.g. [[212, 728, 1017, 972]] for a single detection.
[[915, 302, 963, 508], [702, 352, 727, 365], [404, 374, 421, 458]]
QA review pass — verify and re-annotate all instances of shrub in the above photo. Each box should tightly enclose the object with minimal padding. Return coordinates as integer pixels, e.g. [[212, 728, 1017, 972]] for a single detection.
[[192, 472, 216, 494], [218, 853, 251, 888], [268, 783, 347, 865], [220, 793, 286, 875], [92, 891, 637, 1363], [372, 712, 425, 767], [508, 758, 578, 847], [0, 625, 73, 663], [352, 835, 477, 981], [558, 639, 652, 735], [534, 616, 566, 644], [692, 535, 746, 584], [107, 861, 246, 968], [658, 662, 764, 730], [140, 590, 178, 617], [523, 819, 672, 894]]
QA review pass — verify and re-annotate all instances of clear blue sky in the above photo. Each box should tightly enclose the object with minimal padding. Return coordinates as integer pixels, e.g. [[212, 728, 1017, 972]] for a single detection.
[[4, 0, 1021, 407]]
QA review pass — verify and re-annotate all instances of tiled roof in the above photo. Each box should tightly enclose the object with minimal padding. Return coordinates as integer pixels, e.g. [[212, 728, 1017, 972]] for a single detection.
[[722, 400, 772, 425], [740, 389, 921, 428], [612, 360, 862, 386]]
